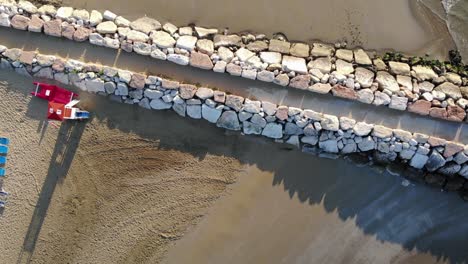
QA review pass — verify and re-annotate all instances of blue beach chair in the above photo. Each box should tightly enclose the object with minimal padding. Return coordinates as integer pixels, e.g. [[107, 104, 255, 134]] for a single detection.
[[0, 138, 9, 145], [0, 146, 8, 155], [0, 168, 5, 177], [0, 156, 6, 166]]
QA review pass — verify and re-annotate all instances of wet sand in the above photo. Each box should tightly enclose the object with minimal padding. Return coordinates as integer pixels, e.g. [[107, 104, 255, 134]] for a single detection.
[[0, 28, 466, 144], [165, 160, 468, 264], [61, 0, 455, 59]]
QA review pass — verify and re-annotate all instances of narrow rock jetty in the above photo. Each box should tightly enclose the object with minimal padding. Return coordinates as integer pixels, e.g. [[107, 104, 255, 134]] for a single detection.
[[1, 0, 468, 123]]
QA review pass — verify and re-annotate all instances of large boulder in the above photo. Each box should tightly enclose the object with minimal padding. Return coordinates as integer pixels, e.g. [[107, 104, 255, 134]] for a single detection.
[[213, 34, 242, 47], [130, 16, 161, 34], [376, 71, 399, 92], [96, 21, 117, 34], [216, 110, 241, 130], [354, 67, 374, 88], [261, 123, 283, 139], [202, 104, 222, 123], [434, 82, 462, 100], [425, 151, 446, 172], [281, 56, 307, 74], [151, 31, 176, 48]]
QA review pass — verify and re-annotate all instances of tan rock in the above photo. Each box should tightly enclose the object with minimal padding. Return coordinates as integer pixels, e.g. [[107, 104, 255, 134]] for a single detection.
[[189, 52, 214, 70], [289, 43, 309, 58]]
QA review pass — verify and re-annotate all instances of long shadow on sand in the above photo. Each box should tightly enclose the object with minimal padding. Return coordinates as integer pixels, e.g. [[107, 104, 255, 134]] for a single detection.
[[84, 90, 468, 263], [16, 119, 86, 263], [2, 64, 468, 263]]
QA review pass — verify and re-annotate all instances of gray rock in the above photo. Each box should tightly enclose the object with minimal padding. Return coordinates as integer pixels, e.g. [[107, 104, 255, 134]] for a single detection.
[[239, 111, 253, 122], [34, 67, 53, 79], [257, 70, 275, 82], [438, 163, 461, 176], [133, 42, 152, 55], [425, 151, 446, 172], [410, 153, 429, 169], [216, 110, 241, 131], [301, 136, 319, 146], [243, 99, 261, 114], [251, 114, 267, 127], [167, 54, 189, 65], [129, 89, 143, 100], [319, 140, 339, 153], [144, 89, 163, 99], [0, 13, 10, 27], [89, 33, 105, 46], [358, 136, 375, 152], [187, 104, 202, 119], [341, 142, 357, 154], [243, 121, 263, 135], [104, 82, 116, 94], [150, 99, 172, 110], [389, 95, 408, 111], [115, 83, 129, 96], [172, 102, 186, 117], [284, 122, 303, 135], [54, 73, 69, 84], [202, 104, 222, 123], [261, 123, 283, 139], [459, 165, 468, 179], [373, 91, 391, 106], [85, 79, 105, 93], [225, 95, 244, 112]]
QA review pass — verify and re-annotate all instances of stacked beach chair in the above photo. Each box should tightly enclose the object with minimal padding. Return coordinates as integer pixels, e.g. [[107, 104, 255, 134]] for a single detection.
[[0, 137, 9, 209]]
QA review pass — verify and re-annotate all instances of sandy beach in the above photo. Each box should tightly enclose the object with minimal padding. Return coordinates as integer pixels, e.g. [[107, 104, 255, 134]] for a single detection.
[[0, 71, 249, 263]]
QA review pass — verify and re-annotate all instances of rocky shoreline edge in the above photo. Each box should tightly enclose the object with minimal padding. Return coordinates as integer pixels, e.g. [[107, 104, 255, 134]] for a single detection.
[[1, 0, 468, 124], [1, 45, 468, 200]]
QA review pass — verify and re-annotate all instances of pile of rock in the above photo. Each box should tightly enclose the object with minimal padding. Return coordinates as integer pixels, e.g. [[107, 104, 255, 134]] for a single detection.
[[1, 1, 468, 123], [1, 45, 468, 196]]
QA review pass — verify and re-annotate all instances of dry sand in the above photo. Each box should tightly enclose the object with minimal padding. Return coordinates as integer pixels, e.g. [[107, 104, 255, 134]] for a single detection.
[[0, 71, 251, 263]]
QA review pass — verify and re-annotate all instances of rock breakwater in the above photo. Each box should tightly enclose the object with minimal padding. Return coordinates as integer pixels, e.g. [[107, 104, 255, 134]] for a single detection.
[[1, 0, 468, 123], [1, 45, 468, 199]]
